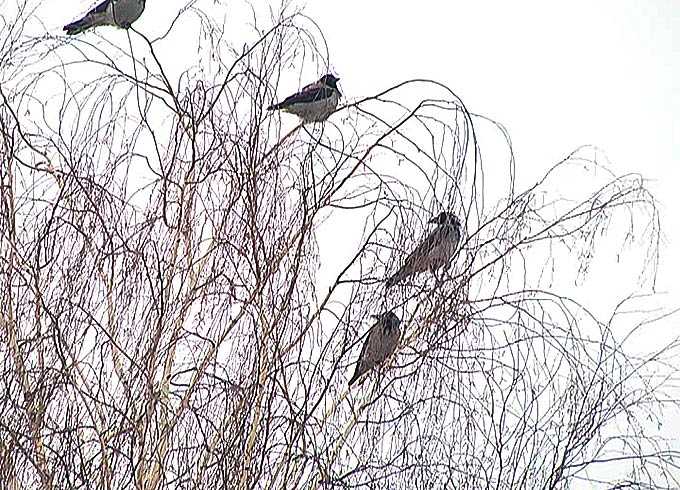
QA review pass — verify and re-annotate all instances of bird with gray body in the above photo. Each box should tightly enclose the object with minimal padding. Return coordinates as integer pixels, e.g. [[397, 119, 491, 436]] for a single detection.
[[64, 0, 146, 35], [385, 212, 462, 288], [267, 74, 341, 123], [348, 311, 401, 387]]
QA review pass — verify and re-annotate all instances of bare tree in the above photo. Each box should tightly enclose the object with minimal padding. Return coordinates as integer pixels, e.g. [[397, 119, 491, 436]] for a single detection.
[[1, 1, 678, 489]]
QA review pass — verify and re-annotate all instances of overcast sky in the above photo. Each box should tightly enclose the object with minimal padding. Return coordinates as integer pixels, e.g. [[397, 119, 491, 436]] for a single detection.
[[50, 1, 679, 253], [39, 0, 678, 352], [307, 5, 680, 479], [307, 1, 677, 270], [47, 0, 679, 337]]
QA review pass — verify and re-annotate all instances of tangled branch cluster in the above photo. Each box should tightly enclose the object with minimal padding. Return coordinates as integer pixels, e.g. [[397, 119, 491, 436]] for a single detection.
[[0, 1, 678, 489]]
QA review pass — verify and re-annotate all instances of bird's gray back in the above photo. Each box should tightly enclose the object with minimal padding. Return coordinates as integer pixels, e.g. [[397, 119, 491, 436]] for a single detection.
[[409, 222, 459, 265]]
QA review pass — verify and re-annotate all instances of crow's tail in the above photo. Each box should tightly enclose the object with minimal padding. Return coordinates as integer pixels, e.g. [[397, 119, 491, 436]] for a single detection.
[[385, 268, 407, 288]]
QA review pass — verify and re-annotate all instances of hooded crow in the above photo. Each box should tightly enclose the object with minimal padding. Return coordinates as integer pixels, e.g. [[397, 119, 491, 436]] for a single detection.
[[386, 212, 462, 288], [64, 0, 145, 35], [348, 311, 401, 387], [267, 74, 341, 123]]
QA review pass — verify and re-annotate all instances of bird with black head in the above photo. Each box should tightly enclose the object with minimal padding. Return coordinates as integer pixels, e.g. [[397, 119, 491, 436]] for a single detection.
[[385, 211, 462, 288], [267, 74, 341, 123], [348, 311, 401, 387]]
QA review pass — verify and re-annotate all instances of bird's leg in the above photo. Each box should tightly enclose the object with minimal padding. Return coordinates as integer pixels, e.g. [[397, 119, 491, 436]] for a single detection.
[[431, 267, 442, 288]]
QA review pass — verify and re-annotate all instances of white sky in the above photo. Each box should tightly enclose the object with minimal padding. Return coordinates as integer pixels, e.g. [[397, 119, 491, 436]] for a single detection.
[[310, 3, 680, 474], [50, 0, 679, 254], [46, 0, 679, 382], [307, 0, 679, 295]]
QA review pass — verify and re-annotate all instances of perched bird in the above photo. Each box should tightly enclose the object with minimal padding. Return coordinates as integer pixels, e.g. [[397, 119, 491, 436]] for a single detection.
[[267, 74, 341, 123], [385, 211, 462, 288], [348, 311, 401, 387], [64, 0, 146, 35]]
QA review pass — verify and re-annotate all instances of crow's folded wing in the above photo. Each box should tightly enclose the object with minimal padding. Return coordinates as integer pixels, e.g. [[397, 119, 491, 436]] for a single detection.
[[386, 228, 444, 286], [277, 86, 336, 107]]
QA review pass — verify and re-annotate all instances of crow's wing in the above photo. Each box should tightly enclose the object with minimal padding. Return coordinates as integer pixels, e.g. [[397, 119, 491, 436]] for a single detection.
[[269, 86, 336, 110], [386, 227, 446, 287], [348, 322, 381, 386], [64, 0, 111, 34]]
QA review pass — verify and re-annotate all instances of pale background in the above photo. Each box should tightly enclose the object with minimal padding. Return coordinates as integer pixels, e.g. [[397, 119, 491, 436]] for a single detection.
[[36, 0, 680, 483], [49, 0, 679, 410], [306, 1, 679, 315]]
